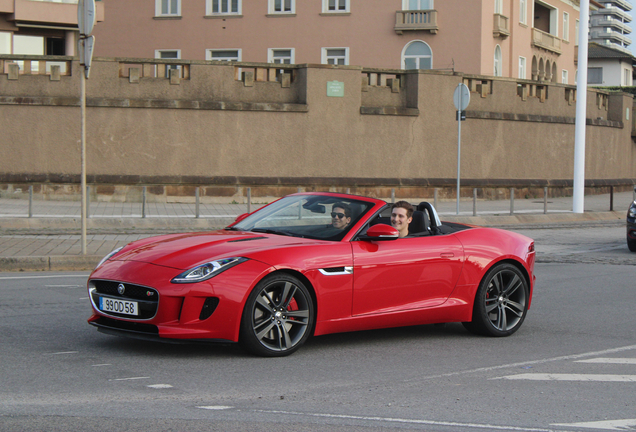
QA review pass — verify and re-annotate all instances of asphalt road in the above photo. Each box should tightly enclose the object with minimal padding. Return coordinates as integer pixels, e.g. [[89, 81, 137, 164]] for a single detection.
[[1, 224, 635, 432]]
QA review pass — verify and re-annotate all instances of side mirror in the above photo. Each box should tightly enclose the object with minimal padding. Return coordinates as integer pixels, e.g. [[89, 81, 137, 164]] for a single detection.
[[235, 213, 250, 223], [359, 224, 399, 241]]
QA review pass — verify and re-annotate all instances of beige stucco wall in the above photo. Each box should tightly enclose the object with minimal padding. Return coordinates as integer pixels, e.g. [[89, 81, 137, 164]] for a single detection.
[[0, 57, 634, 191]]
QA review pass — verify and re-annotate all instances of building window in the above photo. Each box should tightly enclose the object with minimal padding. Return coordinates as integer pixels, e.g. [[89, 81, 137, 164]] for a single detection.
[[207, 0, 241, 15], [495, 0, 503, 14], [322, 48, 349, 65], [156, 0, 180, 16], [402, 40, 432, 70], [269, 48, 294, 64], [575, 19, 579, 45], [494, 45, 502, 77], [155, 49, 181, 77], [0, 32, 10, 54], [207, 49, 241, 61], [519, 0, 526, 24], [587, 67, 603, 84], [624, 68, 632, 86], [323, 0, 349, 13], [519, 56, 526, 79], [563, 12, 569, 41], [562, 69, 568, 84], [269, 0, 294, 13], [403, 0, 433, 9]]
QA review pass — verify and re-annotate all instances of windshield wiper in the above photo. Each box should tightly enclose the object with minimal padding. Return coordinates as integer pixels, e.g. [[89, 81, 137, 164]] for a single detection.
[[250, 228, 296, 237]]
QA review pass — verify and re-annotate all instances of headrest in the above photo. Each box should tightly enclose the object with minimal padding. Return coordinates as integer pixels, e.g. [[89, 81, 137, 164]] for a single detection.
[[408, 211, 429, 235]]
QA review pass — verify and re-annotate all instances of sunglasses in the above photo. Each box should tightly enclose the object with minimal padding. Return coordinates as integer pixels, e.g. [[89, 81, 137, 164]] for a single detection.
[[331, 212, 346, 219]]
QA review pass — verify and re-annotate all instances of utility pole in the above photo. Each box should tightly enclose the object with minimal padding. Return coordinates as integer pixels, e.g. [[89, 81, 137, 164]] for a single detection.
[[78, 0, 95, 254], [573, 0, 590, 213]]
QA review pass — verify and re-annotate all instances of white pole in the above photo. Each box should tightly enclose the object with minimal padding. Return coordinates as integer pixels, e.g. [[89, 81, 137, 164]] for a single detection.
[[456, 84, 462, 215], [573, 0, 590, 213], [81, 68, 87, 254]]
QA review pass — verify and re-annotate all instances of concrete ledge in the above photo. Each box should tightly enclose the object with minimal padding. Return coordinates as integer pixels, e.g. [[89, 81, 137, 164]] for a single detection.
[[0, 256, 101, 272], [442, 211, 624, 227], [0, 217, 233, 231]]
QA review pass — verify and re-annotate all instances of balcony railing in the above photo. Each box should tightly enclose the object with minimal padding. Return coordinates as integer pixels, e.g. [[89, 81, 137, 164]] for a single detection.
[[598, 6, 632, 22], [591, 18, 632, 33], [493, 13, 510, 38], [394, 10, 438, 34], [532, 28, 562, 55], [609, 0, 633, 12], [591, 30, 633, 45]]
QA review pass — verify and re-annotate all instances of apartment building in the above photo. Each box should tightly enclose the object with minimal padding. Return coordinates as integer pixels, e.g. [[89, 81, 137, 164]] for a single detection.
[[589, 0, 632, 54], [0, 0, 104, 58], [85, 0, 598, 82]]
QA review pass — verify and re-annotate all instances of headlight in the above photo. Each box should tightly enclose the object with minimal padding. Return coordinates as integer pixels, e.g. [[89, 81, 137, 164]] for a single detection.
[[629, 202, 636, 218], [171, 257, 248, 284], [95, 246, 124, 270]]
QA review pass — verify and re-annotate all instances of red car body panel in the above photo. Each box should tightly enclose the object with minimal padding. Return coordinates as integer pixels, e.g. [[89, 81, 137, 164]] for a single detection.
[[87, 192, 535, 346]]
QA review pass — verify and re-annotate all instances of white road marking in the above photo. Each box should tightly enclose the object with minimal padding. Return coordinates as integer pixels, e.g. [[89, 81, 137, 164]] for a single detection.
[[91, 364, 111, 367], [109, 377, 149, 381], [575, 358, 636, 365], [147, 384, 173, 389], [48, 351, 78, 355], [552, 419, 636, 431], [407, 344, 636, 382], [493, 373, 636, 382], [253, 409, 558, 432], [0, 274, 90, 280], [197, 406, 234, 410]]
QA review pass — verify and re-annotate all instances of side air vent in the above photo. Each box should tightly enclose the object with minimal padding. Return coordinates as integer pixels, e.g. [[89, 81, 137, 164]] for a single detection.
[[199, 297, 220, 320]]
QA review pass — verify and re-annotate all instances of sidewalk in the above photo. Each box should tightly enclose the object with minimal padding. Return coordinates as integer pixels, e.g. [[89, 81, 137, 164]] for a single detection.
[[0, 191, 633, 272]]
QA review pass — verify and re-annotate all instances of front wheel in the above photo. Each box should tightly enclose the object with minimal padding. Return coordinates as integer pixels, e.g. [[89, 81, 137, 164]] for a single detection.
[[240, 274, 315, 357], [463, 263, 529, 337], [627, 237, 636, 252]]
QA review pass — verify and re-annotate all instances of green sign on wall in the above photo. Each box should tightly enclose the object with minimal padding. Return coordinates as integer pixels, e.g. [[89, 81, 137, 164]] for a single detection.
[[327, 81, 345, 97]]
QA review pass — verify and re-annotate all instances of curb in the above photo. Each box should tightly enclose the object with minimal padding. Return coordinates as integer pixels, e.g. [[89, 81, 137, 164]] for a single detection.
[[0, 255, 101, 272]]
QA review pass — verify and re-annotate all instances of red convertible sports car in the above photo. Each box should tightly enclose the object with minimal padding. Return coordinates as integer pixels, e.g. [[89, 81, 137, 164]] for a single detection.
[[88, 192, 536, 357]]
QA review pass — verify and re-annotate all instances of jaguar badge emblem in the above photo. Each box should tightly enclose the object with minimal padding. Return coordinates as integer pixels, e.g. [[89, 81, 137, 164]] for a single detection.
[[117, 284, 125, 295]]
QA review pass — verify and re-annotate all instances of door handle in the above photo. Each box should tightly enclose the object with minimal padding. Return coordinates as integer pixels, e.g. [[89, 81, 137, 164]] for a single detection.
[[440, 252, 454, 258]]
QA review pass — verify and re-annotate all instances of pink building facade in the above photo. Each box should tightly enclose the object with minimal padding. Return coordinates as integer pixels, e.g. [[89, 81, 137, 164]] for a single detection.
[[88, 0, 598, 82], [0, 0, 104, 57]]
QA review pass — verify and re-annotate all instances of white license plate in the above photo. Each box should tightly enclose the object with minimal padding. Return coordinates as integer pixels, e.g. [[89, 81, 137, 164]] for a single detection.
[[99, 297, 138, 316]]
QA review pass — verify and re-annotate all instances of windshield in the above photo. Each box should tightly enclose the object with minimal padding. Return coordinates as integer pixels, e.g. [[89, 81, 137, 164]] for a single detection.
[[230, 195, 375, 241]]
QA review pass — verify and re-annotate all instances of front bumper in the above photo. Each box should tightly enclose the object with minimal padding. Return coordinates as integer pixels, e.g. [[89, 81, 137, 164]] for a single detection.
[[87, 258, 273, 343]]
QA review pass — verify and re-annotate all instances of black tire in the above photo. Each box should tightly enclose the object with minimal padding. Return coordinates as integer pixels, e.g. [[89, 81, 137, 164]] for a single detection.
[[463, 263, 529, 337], [239, 274, 315, 357], [628, 237, 636, 252]]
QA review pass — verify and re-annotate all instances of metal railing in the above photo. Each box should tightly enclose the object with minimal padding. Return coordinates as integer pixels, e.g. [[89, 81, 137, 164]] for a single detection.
[[5, 184, 634, 220]]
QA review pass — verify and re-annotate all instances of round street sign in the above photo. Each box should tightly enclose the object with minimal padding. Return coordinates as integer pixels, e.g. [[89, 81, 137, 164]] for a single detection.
[[453, 83, 470, 111]]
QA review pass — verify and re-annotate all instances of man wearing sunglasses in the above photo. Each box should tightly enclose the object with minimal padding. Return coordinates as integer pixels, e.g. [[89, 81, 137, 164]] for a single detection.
[[331, 202, 352, 230]]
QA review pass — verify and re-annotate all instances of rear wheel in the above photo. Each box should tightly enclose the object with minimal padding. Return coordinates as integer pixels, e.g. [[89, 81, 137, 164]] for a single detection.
[[463, 263, 528, 337], [240, 274, 315, 357]]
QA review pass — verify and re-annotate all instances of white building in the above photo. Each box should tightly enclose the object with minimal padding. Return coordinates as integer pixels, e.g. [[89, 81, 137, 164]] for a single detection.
[[589, 0, 633, 54], [587, 42, 634, 86]]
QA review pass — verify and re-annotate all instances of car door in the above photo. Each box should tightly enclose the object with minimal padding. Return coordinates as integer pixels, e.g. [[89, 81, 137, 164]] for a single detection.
[[351, 234, 464, 316]]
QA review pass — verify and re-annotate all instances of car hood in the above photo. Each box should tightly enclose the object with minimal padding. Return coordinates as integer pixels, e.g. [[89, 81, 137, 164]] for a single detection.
[[110, 230, 325, 270]]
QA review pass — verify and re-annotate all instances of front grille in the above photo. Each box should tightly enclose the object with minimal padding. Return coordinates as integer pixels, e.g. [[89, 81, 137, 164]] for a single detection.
[[89, 279, 159, 320], [91, 280, 158, 301]]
